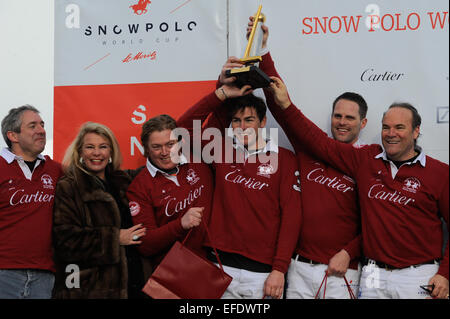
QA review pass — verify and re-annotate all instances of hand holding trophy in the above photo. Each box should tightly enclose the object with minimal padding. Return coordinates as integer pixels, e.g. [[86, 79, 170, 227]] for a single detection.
[[225, 5, 272, 89]]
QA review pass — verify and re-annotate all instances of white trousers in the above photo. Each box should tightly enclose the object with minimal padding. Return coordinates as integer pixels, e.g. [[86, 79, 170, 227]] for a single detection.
[[286, 259, 361, 299], [358, 260, 440, 299], [216, 264, 270, 299]]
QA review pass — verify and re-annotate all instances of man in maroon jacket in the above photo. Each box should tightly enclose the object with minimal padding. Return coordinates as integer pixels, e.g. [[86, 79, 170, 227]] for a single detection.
[[177, 85, 302, 299], [225, 19, 368, 299], [266, 84, 368, 299], [127, 115, 214, 267], [0, 105, 62, 299], [264, 70, 449, 299]]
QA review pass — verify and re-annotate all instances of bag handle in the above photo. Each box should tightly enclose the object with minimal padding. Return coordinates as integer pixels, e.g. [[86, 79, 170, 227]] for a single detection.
[[314, 270, 328, 299], [343, 275, 357, 299], [314, 270, 356, 299], [180, 216, 228, 277]]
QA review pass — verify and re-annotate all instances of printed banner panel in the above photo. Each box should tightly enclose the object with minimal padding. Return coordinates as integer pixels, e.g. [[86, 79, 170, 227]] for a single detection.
[[55, 0, 449, 165], [230, 0, 449, 162], [54, 0, 227, 167], [54, 81, 216, 168], [55, 0, 227, 86]]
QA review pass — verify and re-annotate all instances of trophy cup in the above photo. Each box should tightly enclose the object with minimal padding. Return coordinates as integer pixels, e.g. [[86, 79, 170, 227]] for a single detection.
[[226, 5, 272, 89]]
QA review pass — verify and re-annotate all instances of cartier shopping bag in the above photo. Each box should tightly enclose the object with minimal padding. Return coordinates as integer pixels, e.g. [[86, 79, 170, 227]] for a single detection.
[[142, 221, 232, 299]]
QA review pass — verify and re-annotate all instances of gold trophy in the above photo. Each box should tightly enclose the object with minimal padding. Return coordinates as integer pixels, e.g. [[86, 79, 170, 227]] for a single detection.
[[226, 5, 272, 89]]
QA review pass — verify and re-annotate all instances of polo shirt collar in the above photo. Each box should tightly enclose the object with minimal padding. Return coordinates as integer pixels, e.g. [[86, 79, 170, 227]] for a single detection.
[[375, 146, 426, 167], [226, 127, 279, 156], [145, 153, 188, 178], [0, 147, 45, 164]]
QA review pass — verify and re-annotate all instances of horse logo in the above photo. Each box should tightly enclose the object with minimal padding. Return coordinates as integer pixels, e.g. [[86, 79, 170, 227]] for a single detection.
[[186, 169, 200, 185], [402, 177, 421, 194], [41, 174, 54, 189], [130, 0, 151, 15]]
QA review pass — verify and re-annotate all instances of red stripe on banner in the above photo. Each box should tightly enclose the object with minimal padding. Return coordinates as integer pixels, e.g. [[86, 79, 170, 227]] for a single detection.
[[170, 0, 193, 14], [83, 53, 111, 71], [54, 80, 216, 169]]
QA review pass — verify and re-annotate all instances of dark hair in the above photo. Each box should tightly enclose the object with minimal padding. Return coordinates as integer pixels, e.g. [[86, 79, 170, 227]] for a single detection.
[[1, 105, 40, 148], [332, 92, 368, 120], [141, 114, 177, 156], [386, 102, 422, 129], [383, 102, 422, 146], [224, 94, 267, 122]]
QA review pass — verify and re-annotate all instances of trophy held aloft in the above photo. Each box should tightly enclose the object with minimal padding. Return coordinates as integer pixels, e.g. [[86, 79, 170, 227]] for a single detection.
[[226, 5, 272, 89]]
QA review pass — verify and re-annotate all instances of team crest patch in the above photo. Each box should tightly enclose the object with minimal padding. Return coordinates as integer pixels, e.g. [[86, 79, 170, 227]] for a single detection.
[[129, 201, 140, 216], [402, 177, 421, 193], [186, 169, 200, 185], [41, 174, 54, 189], [257, 163, 274, 178]]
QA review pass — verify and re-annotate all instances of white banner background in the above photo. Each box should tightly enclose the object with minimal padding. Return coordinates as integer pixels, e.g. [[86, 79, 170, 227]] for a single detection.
[[55, 0, 228, 86], [1, 0, 448, 163], [230, 0, 449, 163]]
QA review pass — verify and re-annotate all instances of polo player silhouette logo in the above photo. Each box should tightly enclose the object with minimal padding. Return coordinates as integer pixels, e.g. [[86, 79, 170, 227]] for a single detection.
[[130, 0, 151, 15], [41, 174, 54, 189]]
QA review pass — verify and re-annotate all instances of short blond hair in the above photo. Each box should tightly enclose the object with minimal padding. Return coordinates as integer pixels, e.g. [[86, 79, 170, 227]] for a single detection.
[[62, 122, 122, 174]]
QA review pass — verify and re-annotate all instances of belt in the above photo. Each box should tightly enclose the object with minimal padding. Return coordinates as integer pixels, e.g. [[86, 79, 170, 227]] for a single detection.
[[292, 254, 321, 265], [363, 258, 439, 271], [206, 249, 272, 273]]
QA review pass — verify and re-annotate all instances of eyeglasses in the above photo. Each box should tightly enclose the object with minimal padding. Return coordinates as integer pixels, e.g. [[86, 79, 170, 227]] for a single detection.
[[420, 284, 435, 295]]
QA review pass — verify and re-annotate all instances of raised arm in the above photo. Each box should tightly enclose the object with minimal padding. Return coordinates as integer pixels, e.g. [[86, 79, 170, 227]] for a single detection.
[[177, 82, 253, 135], [265, 77, 363, 178]]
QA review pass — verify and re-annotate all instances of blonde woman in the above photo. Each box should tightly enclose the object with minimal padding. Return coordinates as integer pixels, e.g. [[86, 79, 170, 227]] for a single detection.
[[52, 122, 146, 298]]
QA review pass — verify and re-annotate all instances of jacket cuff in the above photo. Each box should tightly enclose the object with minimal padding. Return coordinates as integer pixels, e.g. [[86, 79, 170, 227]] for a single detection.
[[272, 258, 289, 274], [437, 263, 449, 280]]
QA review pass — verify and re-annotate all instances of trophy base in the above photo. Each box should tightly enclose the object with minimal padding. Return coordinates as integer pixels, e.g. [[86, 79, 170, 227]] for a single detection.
[[225, 65, 272, 89]]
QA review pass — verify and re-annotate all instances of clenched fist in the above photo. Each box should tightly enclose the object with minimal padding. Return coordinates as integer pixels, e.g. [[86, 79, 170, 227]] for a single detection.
[[181, 207, 205, 230]]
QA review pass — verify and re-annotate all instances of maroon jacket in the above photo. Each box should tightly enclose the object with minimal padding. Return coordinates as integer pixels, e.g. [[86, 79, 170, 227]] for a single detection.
[[262, 84, 449, 279], [127, 159, 214, 265], [260, 52, 362, 269], [177, 92, 302, 273], [0, 148, 62, 272]]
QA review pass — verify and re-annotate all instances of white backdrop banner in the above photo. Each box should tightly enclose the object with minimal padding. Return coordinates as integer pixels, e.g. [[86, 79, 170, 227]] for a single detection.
[[54, 0, 449, 166], [229, 0, 449, 163], [54, 0, 228, 168]]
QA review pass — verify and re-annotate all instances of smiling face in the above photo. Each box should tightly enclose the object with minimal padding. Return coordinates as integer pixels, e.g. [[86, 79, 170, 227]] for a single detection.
[[8, 110, 46, 161], [331, 99, 367, 144], [147, 129, 179, 171], [80, 132, 111, 180], [382, 107, 420, 161], [230, 106, 267, 150]]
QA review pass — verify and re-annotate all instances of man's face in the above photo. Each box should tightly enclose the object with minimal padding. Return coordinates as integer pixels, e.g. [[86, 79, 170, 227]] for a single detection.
[[382, 107, 419, 161], [331, 99, 367, 144], [230, 106, 267, 149], [146, 129, 179, 171], [9, 110, 46, 160]]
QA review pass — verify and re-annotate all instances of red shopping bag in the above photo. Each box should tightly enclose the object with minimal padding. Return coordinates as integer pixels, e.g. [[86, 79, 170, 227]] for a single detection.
[[142, 219, 232, 299]]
